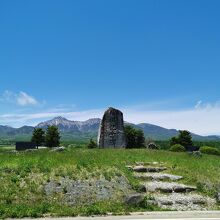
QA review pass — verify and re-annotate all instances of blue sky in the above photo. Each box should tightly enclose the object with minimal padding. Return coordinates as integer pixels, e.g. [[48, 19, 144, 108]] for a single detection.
[[0, 0, 220, 135]]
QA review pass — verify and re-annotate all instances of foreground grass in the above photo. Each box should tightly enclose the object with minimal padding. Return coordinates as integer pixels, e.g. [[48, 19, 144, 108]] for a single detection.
[[0, 147, 220, 218]]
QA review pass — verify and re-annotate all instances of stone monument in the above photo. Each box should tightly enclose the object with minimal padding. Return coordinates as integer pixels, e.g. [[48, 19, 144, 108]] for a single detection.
[[98, 107, 126, 148]]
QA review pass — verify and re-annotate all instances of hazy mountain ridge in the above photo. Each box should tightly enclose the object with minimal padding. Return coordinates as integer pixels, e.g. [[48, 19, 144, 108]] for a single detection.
[[37, 117, 101, 132], [0, 116, 219, 141]]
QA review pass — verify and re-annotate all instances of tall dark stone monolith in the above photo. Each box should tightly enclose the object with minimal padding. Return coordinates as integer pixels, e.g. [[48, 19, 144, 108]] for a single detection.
[[98, 107, 126, 148]]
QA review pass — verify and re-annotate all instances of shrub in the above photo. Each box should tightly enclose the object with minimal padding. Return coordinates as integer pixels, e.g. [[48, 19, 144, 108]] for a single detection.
[[200, 146, 220, 156], [87, 139, 97, 149], [170, 144, 185, 152]]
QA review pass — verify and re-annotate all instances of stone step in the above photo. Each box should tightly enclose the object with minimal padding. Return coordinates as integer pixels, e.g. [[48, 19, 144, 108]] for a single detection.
[[143, 181, 196, 193], [133, 165, 167, 173], [135, 161, 164, 166], [150, 193, 216, 211], [134, 173, 183, 181]]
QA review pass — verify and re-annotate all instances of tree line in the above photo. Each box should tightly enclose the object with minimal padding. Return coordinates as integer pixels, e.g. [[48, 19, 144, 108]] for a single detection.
[[31, 126, 60, 148], [88, 125, 194, 149], [32, 124, 194, 150]]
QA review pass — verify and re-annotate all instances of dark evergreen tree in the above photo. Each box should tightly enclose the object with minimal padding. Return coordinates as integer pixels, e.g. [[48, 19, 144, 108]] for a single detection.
[[136, 129, 145, 148], [124, 125, 145, 148], [170, 136, 178, 146], [124, 125, 136, 148], [170, 130, 193, 148], [31, 128, 45, 148], [45, 125, 60, 148], [178, 130, 193, 147]]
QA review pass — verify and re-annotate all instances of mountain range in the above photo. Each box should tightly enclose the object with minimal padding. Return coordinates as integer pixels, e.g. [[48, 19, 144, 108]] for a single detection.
[[0, 116, 219, 142]]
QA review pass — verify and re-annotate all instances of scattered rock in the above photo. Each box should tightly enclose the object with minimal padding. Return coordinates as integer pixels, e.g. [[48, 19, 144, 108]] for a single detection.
[[136, 184, 146, 193], [147, 143, 158, 149], [216, 192, 220, 203], [51, 146, 66, 152], [134, 173, 183, 181], [193, 151, 202, 157], [25, 149, 38, 152], [144, 181, 196, 193], [135, 162, 145, 166], [133, 165, 167, 173], [125, 193, 144, 206], [8, 150, 18, 154], [188, 151, 202, 157], [125, 165, 133, 170], [98, 107, 126, 148], [135, 161, 163, 166], [44, 176, 132, 205]]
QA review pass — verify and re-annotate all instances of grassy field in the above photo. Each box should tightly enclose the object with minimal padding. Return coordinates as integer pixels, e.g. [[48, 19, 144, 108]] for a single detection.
[[0, 147, 220, 218]]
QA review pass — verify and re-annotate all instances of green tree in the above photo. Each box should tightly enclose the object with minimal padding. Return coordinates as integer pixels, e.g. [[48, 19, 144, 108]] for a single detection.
[[124, 125, 145, 148], [124, 125, 136, 148], [178, 130, 193, 147], [45, 126, 60, 148], [31, 128, 45, 148], [170, 136, 178, 146], [170, 130, 193, 148], [87, 139, 97, 149], [136, 129, 145, 148]]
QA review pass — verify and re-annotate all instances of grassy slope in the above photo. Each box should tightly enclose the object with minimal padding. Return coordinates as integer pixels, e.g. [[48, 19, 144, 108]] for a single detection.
[[0, 147, 220, 218]]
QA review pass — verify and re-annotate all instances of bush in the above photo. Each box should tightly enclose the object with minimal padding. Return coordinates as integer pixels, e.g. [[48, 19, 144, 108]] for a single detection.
[[200, 146, 220, 156], [170, 144, 185, 152], [87, 139, 97, 149]]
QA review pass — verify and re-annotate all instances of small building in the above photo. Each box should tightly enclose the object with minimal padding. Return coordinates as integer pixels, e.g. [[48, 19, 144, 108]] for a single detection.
[[15, 142, 36, 151]]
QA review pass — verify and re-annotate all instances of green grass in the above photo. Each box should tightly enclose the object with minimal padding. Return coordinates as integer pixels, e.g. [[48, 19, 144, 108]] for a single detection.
[[0, 145, 14, 152], [0, 147, 220, 218]]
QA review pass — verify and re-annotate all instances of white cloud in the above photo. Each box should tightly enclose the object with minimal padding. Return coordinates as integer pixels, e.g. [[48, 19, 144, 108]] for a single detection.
[[0, 101, 220, 136], [122, 102, 220, 135], [0, 109, 104, 128], [16, 92, 38, 106], [195, 100, 202, 109], [0, 90, 39, 106]]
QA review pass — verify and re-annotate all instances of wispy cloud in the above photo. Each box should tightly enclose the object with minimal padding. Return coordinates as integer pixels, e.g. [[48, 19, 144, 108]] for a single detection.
[[195, 100, 202, 109], [0, 90, 39, 106], [17, 92, 38, 106], [0, 101, 220, 136], [194, 100, 220, 110], [122, 101, 220, 135], [0, 108, 104, 127]]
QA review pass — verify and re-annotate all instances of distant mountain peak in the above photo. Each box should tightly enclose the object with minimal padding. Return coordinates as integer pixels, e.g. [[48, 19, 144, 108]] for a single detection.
[[0, 116, 219, 142], [36, 116, 101, 133], [53, 116, 68, 120]]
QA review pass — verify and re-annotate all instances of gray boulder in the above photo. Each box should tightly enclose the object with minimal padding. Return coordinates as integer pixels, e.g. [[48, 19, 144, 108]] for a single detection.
[[51, 146, 66, 152], [98, 107, 126, 148], [216, 192, 220, 203], [147, 142, 158, 149], [125, 193, 144, 205]]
